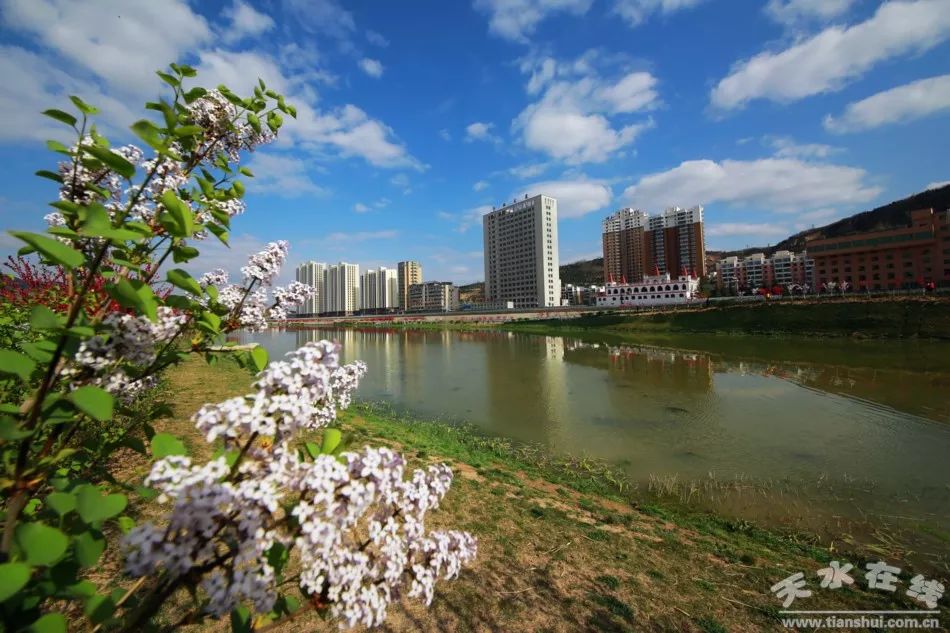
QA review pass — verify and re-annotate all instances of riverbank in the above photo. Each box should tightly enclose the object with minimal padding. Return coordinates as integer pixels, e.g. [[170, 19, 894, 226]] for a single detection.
[[500, 296, 950, 340], [146, 355, 943, 631]]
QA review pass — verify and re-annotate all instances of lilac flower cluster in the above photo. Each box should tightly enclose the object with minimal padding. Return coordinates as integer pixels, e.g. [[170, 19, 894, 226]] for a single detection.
[[186, 90, 275, 161], [240, 240, 288, 285], [123, 341, 477, 627], [65, 307, 187, 399]]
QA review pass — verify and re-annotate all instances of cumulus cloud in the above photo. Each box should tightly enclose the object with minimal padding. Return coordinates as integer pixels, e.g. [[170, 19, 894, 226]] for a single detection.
[[473, 0, 593, 43], [473, 180, 490, 192], [243, 152, 328, 197], [465, 122, 498, 142], [353, 202, 370, 213], [439, 129, 451, 141], [711, 0, 950, 110], [824, 74, 950, 133], [765, 136, 841, 159], [514, 51, 658, 163], [623, 158, 881, 211], [222, 0, 275, 43], [515, 177, 612, 218], [764, 0, 856, 26], [612, 0, 706, 27], [365, 30, 389, 47], [358, 58, 384, 78]]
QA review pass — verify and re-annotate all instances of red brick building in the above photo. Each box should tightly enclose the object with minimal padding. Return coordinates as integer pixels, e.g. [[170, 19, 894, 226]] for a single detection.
[[806, 208, 950, 290], [602, 206, 706, 283]]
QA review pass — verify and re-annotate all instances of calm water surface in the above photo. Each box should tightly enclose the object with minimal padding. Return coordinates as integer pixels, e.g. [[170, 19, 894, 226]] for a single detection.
[[243, 327, 950, 564]]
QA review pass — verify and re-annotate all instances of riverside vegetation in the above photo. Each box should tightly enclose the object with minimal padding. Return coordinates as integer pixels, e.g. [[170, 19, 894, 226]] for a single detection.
[[146, 354, 942, 631], [0, 67, 474, 631]]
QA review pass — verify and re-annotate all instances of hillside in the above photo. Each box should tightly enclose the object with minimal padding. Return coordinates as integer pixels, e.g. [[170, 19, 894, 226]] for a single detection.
[[559, 257, 604, 285], [719, 184, 950, 258]]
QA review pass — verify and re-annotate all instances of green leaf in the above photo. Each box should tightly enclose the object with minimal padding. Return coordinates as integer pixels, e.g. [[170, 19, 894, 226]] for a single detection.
[[70, 386, 114, 422], [46, 139, 70, 155], [0, 562, 31, 602], [250, 346, 268, 372], [304, 442, 320, 460], [9, 231, 83, 269], [130, 119, 166, 152], [156, 71, 179, 88], [35, 169, 64, 183], [74, 530, 106, 567], [151, 433, 187, 459], [30, 305, 63, 331], [30, 613, 67, 633], [166, 268, 202, 296], [117, 516, 135, 534], [183, 86, 207, 103], [84, 593, 116, 624], [0, 417, 31, 440], [238, 166, 254, 177], [85, 145, 135, 179], [108, 278, 158, 321], [173, 125, 203, 138], [206, 223, 229, 245], [42, 109, 77, 127], [159, 190, 195, 237], [321, 428, 342, 455], [69, 96, 99, 115], [75, 485, 127, 524], [78, 204, 141, 241], [45, 492, 76, 517], [231, 605, 252, 633], [21, 339, 57, 363], [171, 244, 199, 263], [0, 350, 36, 381], [246, 113, 261, 133], [16, 522, 69, 566]]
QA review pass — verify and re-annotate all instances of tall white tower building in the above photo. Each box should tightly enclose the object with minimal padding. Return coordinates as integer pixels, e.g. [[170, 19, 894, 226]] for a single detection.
[[483, 194, 560, 308], [295, 261, 326, 315], [360, 266, 398, 312], [325, 262, 360, 315]]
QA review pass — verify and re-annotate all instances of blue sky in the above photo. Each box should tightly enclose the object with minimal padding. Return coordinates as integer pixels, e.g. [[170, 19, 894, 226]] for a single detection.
[[1, 0, 949, 284]]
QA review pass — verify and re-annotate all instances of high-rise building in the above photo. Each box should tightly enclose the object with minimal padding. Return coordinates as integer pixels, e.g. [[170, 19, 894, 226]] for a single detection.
[[294, 261, 326, 315], [602, 208, 647, 283], [324, 262, 360, 315], [397, 261, 422, 310], [407, 282, 460, 312], [483, 194, 560, 308], [602, 206, 706, 283], [360, 266, 398, 312]]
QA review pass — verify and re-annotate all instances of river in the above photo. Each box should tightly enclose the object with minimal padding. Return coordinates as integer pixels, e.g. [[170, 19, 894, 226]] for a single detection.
[[242, 326, 950, 568]]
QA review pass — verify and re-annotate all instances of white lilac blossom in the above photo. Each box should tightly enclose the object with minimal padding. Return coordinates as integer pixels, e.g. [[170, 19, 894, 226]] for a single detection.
[[241, 241, 289, 286], [64, 307, 187, 398], [123, 341, 477, 628], [186, 90, 275, 161], [199, 268, 229, 288]]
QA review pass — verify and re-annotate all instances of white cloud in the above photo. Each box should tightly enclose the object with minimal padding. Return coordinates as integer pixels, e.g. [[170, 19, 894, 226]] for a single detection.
[[612, 0, 706, 27], [711, 0, 950, 110], [765, 136, 841, 159], [515, 177, 612, 218], [244, 152, 328, 197], [1, 0, 212, 97], [282, 0, 355, 39], [508, 163, 549, 179], [465, 121, 498, 142], [764, 0, 856, 26], [439, 129, 451, 141], [473, 0, 593, 43], [374, 198, 391, 208], [358, 58, 384, 78], [473, 180, 490, 192], [324, 230, 400, 242], [366, 30, 389, 47], [442, 205, 493, 233], [222, 0, 275, 43], [390, 173, 409, 187], [623, 158, 881, 211], [824, 74, 950, 133], [927, 181, 950, 190], [514, 51, 658, 163], [706, 223, 789, 238], [353, 202, 370, 213]]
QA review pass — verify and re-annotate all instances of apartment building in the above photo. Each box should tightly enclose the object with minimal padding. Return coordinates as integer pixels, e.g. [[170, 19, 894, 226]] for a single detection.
[[324, 262, 360, 315], [294, 261, 326, 315], [360, 267, 398, 313], [602, 206, 706, 283], [483, 194, 560, 308], [407, 282, 460, 312], [807, 208, 950, 290], [716, 250, 813, 292], [397, 261, 423, 310]]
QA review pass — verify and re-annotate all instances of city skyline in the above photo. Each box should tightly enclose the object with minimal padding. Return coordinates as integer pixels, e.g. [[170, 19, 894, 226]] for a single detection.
[[1, 1, 949, 287]]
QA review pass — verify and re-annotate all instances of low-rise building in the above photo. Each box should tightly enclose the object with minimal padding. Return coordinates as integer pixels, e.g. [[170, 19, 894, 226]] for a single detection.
[[561, 283, 599, 306], [716, 251, 813, 292], [407, 282, 460, 312], [806, 208, 950, 290]]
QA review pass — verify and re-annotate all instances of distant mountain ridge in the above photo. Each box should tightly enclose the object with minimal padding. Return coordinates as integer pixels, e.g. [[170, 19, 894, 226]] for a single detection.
[[457, 186, 950, 290]]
